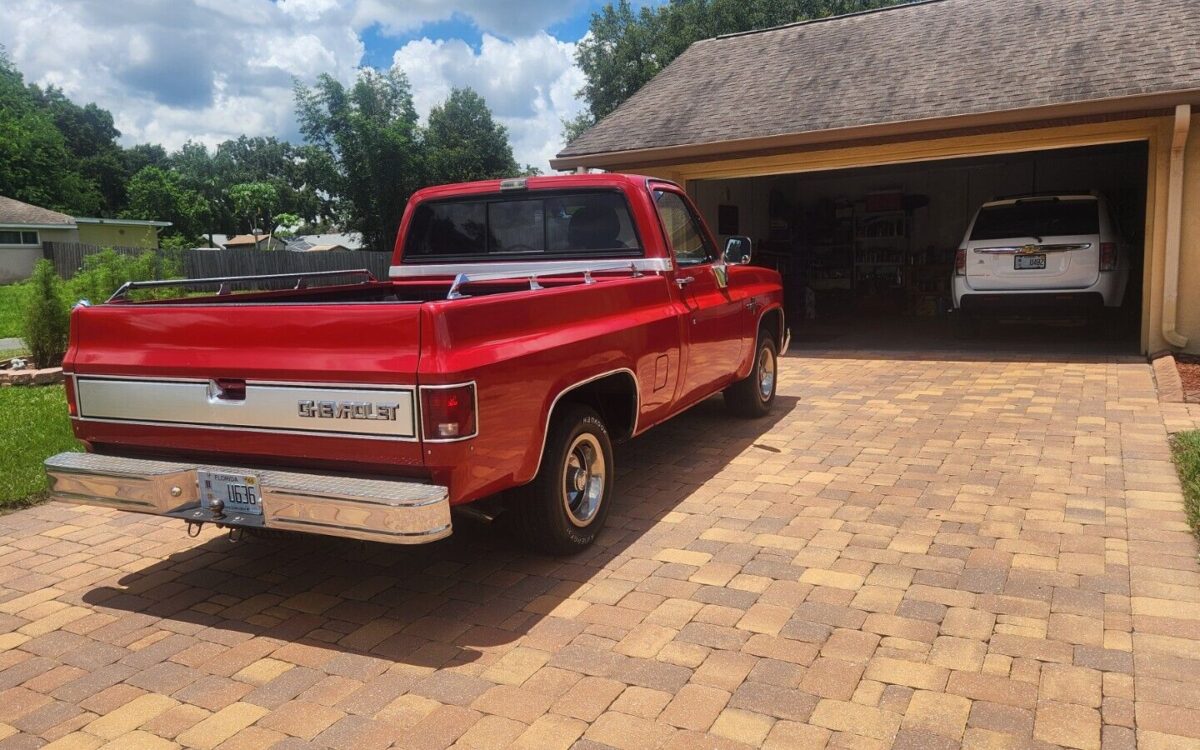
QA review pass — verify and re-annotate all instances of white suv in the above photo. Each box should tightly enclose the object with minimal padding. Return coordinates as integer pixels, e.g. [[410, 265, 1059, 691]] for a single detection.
[[952, 193, 1129, 316]]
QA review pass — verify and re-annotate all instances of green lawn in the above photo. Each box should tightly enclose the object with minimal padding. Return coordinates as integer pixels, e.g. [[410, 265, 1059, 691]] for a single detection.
[[0, 385, 79, 508], [1172, 430, 1200, 539], [0, 283, 27, 339]]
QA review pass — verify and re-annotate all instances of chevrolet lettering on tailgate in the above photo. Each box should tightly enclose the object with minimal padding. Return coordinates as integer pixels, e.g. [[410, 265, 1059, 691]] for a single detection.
[[297, 400, 400, 421]]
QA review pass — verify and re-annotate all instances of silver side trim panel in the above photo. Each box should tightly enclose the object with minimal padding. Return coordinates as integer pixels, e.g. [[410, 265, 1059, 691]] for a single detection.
[[44, 452, 452, 545], [389, 257, 673, 279], [75, 377, 417, 439]]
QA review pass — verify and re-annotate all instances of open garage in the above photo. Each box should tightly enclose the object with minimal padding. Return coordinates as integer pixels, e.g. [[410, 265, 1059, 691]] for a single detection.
[[687, 141, 1149, 351], [552, 0, 1200, 357]]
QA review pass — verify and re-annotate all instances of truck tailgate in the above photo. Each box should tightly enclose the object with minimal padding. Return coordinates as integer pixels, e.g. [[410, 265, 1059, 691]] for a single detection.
[[67, 302, 426, 473]]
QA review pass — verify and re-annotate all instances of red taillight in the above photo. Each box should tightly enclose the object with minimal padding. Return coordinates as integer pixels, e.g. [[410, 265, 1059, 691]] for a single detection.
[[954, 248, 966, 275], [420, 384, 476, 440], [64, 374, 77, 417], [1100, 242, 1117, 272]]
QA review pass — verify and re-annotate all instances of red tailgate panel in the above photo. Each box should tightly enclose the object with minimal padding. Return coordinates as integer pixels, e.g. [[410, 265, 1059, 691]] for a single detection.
[[68, 301, 426, 474]]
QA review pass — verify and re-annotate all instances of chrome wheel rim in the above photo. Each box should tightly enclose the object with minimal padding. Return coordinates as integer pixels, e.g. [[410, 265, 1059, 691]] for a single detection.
[[758, 346, 776, 400], [563, 434, 605, 527]]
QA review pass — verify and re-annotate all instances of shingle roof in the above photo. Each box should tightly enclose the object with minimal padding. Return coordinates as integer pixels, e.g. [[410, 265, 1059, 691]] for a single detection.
[[0, 196, 76, 226], [557, 0, 1200, 161]]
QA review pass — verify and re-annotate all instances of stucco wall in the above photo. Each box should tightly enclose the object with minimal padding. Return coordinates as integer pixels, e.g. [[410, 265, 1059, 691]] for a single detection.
[[77, 223, 159, 249], [0, 226, 78, 283]]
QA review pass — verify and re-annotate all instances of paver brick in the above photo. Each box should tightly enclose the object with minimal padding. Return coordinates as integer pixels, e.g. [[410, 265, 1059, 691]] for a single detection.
[[1, 355, 1197, 750]]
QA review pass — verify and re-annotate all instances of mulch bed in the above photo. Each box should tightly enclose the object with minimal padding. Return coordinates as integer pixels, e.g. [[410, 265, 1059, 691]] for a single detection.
[[1178, 354, 1200, 403]]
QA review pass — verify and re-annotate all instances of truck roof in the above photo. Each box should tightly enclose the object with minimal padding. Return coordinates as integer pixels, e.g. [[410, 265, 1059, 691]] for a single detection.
[[408, 173, 668, 203]]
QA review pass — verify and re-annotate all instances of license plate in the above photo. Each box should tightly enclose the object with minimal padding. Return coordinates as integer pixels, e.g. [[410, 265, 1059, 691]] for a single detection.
[[198, 471, 262, 516], [1015, 254, 1046, 270]]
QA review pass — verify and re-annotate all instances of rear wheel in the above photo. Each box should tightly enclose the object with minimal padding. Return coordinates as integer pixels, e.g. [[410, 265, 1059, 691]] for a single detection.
[[508, 405, 613, 555], [725, 335, 778, 418]]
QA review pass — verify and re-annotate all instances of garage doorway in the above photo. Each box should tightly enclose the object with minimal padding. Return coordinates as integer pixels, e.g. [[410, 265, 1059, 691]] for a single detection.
[[690, 141, 1149, 354]]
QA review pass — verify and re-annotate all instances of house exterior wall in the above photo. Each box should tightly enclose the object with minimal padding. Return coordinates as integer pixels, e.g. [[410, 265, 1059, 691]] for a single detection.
[[611, 115, 1200, 356], [77, 223, 160, 249], [0, 226, 78, 283], [1177, 118, 1200, 353]]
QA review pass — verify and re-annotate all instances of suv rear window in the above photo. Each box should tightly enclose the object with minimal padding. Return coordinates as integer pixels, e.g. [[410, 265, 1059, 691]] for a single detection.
[[405, 190, 641, 261], [970, 199, 1099, 241]]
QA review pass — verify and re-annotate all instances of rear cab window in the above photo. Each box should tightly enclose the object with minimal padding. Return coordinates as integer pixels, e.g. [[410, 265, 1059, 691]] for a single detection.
[[405, 190, 642, 261], [970, 199, 1100, 241]]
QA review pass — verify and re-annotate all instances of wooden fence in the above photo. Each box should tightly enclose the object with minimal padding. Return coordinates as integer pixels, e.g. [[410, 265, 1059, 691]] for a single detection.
[[43, 242, 392, 285], [43, 242, 147, 279]]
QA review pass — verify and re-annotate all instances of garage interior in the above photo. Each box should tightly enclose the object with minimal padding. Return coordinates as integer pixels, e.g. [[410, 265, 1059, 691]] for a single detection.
[[689, 141, 1149, 352]]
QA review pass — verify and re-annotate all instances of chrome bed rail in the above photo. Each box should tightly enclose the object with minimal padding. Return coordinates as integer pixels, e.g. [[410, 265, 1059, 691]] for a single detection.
[[386, 258, 673, 300], [106, 269, 377, 303]]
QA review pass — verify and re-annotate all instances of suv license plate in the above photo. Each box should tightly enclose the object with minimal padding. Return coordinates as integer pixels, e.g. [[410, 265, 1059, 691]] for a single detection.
[[198, 471, 263, 516], [1015, 254, 1046, 270]]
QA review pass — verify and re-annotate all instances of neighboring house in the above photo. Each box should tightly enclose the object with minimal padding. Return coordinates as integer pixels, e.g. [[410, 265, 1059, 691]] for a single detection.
[[0, 196, 78, 283], [75, 217, 170, 250], [222, 234, 287, 251], [286, 233, 363, 252], [0, 195, 171, 282], [553, 0, 1200, 356]]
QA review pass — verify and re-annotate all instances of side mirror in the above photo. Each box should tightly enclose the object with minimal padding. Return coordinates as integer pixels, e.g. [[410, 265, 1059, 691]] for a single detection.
[[723, 236, 752, 265]]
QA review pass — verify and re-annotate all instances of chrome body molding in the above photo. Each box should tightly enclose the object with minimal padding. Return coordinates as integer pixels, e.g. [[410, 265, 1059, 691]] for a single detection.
[[532, 368, 640, 479], [389, 257, 674, 280], [74, 376, 417, 440], [973, 243, 1092, 255], [44, 452, 452, 545]]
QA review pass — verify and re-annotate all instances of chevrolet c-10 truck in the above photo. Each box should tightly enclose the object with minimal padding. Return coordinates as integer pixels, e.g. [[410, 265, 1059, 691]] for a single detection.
[[44, 174, 787, 554]]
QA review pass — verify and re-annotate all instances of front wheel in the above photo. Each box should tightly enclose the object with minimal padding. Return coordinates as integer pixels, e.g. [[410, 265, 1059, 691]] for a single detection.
[[725, 335, 778, 418], [508, 405, 613, 555]]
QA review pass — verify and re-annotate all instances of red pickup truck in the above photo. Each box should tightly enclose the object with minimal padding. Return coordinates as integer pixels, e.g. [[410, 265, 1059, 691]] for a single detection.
[[45, 174, 787, 553]]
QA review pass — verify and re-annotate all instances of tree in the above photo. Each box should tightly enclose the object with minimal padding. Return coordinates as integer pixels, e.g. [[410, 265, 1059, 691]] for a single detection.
[[122, 166, 210, 243], [23, 260, 70, 368], [32, 86, 127, 214], [0, 50, 102, 214], [295, 69, 424, 252], [576, 0, 903, 122], [228, 181, 279, 234], [561, 112, 595, 146], [424, 88, 519, 185]]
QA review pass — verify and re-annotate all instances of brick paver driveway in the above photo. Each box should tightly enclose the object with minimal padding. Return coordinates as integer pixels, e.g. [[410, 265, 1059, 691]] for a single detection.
[[2, 353, 1199, 749]]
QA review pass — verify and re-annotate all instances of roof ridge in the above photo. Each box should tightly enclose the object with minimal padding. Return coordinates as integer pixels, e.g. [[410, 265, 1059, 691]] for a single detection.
[[709, 0, 948, 41]]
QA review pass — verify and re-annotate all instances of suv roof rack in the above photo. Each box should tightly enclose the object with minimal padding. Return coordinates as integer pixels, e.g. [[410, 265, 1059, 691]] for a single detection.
[[991, 190, 1098, 202]]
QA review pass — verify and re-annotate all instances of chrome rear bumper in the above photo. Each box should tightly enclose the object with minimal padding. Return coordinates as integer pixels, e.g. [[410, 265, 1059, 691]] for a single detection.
[[44, 452, 451, 545]]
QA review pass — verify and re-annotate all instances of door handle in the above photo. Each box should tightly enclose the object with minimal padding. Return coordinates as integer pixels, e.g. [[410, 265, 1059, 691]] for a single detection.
[[675, 276, 695, 288], [745, 299, 759, 311]]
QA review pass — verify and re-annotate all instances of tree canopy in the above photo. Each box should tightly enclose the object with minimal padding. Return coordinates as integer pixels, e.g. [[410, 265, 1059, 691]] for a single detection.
[[571, 0, 903, 138], [295, 73, 524, 252]]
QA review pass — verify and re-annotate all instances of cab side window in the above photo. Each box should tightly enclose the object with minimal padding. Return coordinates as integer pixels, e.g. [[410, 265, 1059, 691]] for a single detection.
[[653, 189, 714, 266]]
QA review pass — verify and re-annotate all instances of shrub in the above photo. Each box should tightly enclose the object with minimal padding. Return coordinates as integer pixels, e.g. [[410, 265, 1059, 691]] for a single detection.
[[22, 260, 70, 368], [65, 249, 182, 304]]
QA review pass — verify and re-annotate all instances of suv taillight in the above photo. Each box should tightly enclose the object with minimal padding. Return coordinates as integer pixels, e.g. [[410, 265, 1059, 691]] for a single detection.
[[1100, 242, 1117, 272], [954, 248, 966, 275], [420, 384, 476, 440]]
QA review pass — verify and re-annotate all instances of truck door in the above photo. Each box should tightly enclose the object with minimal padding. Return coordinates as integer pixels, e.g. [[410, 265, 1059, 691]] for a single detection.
[[651, 186, 747, 405]]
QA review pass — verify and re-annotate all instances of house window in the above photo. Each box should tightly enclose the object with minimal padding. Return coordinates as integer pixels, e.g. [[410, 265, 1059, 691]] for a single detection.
[[0, 230, 39, 246]]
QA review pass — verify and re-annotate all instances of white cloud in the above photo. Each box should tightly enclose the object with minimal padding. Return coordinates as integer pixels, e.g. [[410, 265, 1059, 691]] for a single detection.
[[0, 0, 364, 150], [0, 0, 586, 171], [353, 0, 586, 39], [392, 33, 585, 171]]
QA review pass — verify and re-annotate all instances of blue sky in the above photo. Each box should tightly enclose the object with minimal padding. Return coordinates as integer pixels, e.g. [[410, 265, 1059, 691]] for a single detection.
[[0, 0, 660, 172]]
